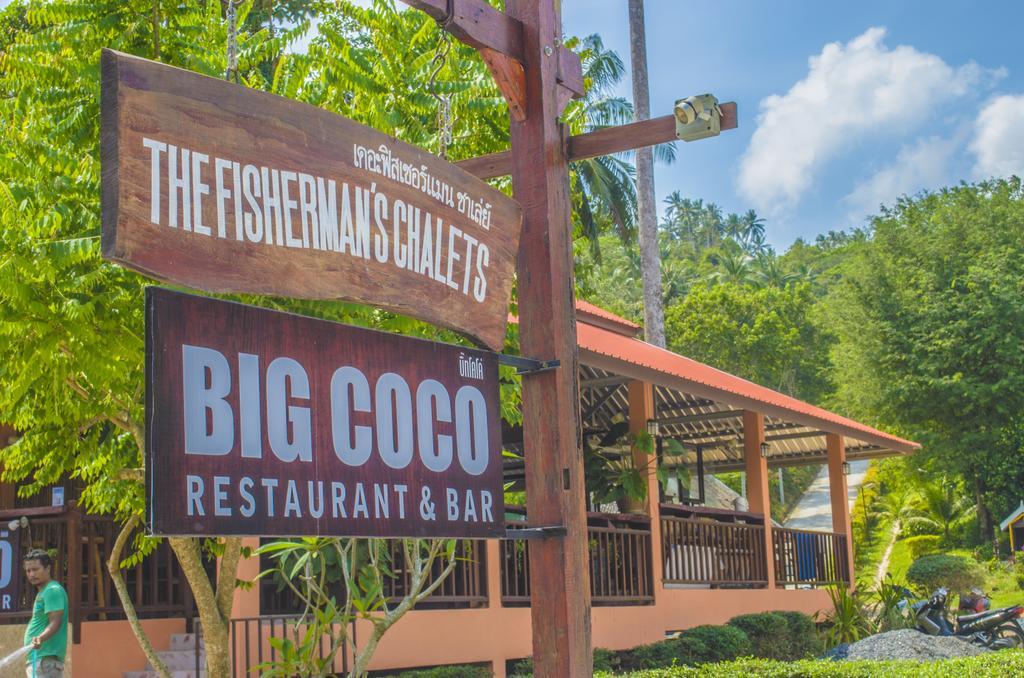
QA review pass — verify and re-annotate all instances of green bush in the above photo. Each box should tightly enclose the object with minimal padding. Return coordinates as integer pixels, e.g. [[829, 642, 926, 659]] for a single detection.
[[723, 611, 821, 660], [595, 649, 1024, 677], [774, 610, 824, 658], [509, 649, 616, 676], [593, 648, 616, 673], [906, 553, 985, 594], [615, 624, 753, 671], [727, 612, 788, 659], [618, 640, 683, 671], [387, 664, 490, 678], [904, 535, 941, 560], [673, 624, 753, 664], [901, 517, 938, 537]]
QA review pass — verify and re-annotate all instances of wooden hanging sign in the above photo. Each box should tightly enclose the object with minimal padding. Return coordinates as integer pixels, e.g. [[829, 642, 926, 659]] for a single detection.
[[146, 287, 504, 538], [100, 50, 522, 351]]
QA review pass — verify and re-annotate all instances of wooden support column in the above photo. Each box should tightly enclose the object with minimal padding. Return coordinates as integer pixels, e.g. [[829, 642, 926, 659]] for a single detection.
[[628, 380, 663, 593], [827, 433, 856, 588], [743, 411, 775, 589], [507, 1, 591, 675]]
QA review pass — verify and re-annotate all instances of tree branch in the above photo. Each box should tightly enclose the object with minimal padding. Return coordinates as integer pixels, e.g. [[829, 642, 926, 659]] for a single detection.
[[107, 516, 172, 678], [215, 537, 243, 623]]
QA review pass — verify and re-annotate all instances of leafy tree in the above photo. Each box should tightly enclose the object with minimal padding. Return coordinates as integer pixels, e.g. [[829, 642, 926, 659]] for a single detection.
[[825, 179, 1024, 537], [0, 1, 311, 672], [664, 282, 833, 401]]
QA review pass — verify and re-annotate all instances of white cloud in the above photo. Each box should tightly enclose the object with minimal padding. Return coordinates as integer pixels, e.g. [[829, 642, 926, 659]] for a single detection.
[[738, 27, 993, 215], [971, 94, 1024, 179], [843, 136, 957, 217]]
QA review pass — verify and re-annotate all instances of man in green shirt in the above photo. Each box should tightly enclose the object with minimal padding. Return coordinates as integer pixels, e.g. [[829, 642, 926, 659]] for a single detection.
[[22, 549, 67, 678]]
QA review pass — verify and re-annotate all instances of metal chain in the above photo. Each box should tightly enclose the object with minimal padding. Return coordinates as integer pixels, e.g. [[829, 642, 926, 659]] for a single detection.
[[225, 0, 239, 83], [427, 30, 455, 158]]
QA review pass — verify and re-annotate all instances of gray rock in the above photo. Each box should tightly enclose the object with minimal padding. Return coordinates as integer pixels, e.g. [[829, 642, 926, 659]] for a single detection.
[[841, 629, 987, 661]]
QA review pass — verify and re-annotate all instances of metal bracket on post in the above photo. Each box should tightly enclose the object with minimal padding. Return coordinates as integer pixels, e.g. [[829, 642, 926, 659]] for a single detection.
[[504, 525, 567, 540], [497, 354, 561, 375]]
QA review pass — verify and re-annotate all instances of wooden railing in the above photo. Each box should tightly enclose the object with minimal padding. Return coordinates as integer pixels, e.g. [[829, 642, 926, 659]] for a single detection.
[[223, 615, 354, 677], [381, 539, 488, 609], [501, 511, 654, 606], [660, 513, 768, 587], [0, 505, 192, 642], [260, 539, 487, 615], [772, 527, 850, 587]]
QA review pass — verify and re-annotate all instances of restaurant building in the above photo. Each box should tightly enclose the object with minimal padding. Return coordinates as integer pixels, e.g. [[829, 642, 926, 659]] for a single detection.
[[0, 302, 917, 676]]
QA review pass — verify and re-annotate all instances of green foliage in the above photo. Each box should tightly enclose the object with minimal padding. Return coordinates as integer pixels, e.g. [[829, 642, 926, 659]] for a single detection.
[[726, 611, 821, 661], [872, 574, 914, 632], [595, 650, 1024, 677], [726, 613, 787, 660], [773, 610, 825, 659], [664, 282, 832, 401], [508, 648, 616, 677], [256, 537, 462, 676], [826, 179, 1024, 535], [903, 478, 975, 546], [673, 624, 753, 665], [904, 535, 941, 560], [816, 586, 874, 648], [906, 554, 985, 595], [616, 624, 752, 671]]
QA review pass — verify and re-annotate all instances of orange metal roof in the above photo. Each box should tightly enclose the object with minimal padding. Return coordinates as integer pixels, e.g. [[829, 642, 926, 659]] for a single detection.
[[574, 300, 641, 336], [574, 312, 919, 454]]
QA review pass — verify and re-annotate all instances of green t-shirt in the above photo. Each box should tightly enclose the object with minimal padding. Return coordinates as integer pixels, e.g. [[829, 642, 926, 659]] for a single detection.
[[24, 580, 68, 663]]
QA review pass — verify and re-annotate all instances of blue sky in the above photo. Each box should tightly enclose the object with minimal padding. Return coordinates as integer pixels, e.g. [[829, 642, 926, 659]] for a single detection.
[[4, 0, 1023, 249], [560, 1, 1024, 248]]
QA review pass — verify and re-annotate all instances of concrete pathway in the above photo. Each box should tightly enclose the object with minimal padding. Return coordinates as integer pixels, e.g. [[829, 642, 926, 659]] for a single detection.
[[784, 460, 870, 531]]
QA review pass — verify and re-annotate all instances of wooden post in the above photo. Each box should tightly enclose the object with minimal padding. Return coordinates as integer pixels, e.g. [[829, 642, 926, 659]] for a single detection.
[[628, 380, 663, 595], [743, 411, 775, 589], [506, 1, 592, 674], [827, 433, 856, 588]]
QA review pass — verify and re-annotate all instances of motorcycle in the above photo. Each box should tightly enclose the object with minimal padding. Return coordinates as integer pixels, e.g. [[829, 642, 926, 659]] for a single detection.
[[912, 587, 1024, 649]]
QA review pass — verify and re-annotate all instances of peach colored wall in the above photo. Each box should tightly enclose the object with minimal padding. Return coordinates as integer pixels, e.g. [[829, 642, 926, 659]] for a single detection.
[[232, 538, 262, 619], [361, 583, 831, 676], [72, 617, 185, 677], [58, 578, 831, 676]]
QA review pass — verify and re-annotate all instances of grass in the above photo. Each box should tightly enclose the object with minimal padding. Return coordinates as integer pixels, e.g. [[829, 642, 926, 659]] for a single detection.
[[886, 537, 914, 583], [598, 651, 1024, 677], [853, 515, 892, 589], [945, 548, 1022, 609]]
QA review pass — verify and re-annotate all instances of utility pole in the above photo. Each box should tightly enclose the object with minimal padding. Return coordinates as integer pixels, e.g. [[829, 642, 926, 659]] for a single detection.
[[628, 0, 665, 347]]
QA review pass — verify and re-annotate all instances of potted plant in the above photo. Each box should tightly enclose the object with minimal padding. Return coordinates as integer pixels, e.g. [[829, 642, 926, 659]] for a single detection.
[[584, 423, 674, 514]]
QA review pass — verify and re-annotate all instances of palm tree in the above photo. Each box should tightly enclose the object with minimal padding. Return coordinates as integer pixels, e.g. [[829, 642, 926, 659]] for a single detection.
[[563, 34, 674, 261], [741, 209, 766, 249], [753, 253, 797, 288], [905, 478, 976, 545], [710, 247, 755, 285], [627, 0, 664, 346]]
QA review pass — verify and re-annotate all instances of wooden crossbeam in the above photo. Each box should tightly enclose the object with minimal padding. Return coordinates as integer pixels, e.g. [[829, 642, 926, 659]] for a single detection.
[[581, 382, 624, 422], [400, 0, 584, 101], [654, 408, 743, 427], [580, 374, 628, 389], [458, 102, 738, 180]]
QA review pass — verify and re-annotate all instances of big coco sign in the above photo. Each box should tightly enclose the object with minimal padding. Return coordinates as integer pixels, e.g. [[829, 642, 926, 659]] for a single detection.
[[146, 288, 503, 538]]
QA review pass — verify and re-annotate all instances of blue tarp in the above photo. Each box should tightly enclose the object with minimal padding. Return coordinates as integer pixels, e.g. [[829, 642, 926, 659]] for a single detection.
[[795, 532, 817, 580]]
